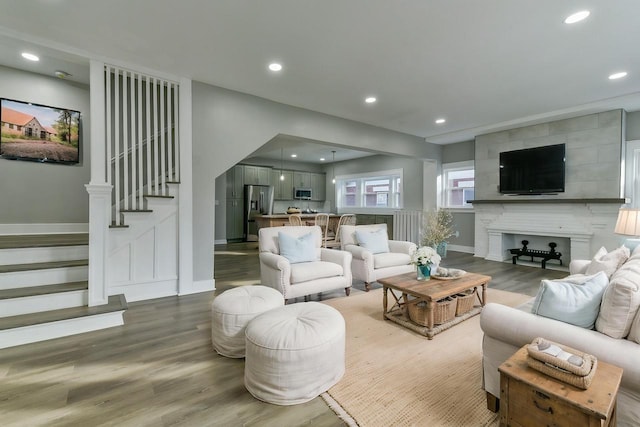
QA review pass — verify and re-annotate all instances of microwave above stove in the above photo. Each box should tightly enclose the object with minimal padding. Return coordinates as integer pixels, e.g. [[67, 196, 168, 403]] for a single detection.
[[294, 187, 312, 200]]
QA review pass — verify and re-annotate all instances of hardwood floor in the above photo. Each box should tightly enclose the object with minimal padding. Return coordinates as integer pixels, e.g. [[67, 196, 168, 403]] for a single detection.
[[0, 244, 566, 426]]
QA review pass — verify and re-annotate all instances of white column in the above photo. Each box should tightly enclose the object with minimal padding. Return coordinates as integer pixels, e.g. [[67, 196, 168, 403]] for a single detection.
[[177, 77, 210, 295], [87, 60, 111, 306], [90, 60, 106, 183]]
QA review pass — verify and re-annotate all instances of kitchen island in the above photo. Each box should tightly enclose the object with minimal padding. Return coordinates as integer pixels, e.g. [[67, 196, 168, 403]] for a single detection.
[[255, 214, 341, 232]]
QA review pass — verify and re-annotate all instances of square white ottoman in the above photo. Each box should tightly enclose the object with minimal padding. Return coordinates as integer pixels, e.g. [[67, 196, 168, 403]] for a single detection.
[[244, 302, 345, 405], [211, 285, 284, 358]]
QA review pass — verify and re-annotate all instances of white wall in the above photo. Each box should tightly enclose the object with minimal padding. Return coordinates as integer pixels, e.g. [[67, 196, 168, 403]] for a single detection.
[[0, 65, 90, 225], [192, 82, 438, 282]]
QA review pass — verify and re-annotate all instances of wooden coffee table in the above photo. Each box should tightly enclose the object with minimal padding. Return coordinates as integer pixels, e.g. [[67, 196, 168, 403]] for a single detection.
[[378, 272, 491, 339]]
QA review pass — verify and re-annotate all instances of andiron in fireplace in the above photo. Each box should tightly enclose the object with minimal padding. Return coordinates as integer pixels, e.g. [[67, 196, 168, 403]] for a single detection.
[[509, 240, 562, 269]]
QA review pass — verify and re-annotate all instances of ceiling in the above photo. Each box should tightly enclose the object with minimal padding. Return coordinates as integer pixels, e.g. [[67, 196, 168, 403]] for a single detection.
[[0, 0, 639, 159]]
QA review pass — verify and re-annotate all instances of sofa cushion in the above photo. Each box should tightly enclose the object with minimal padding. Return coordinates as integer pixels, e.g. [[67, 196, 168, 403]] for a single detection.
[[628, 309, 640, 344], [355, 227, 389, 254], [530, 272, 609, 329], [290, 261, 343, 283], [585, 245, 630, 279], [373, 252, 411, 269], [278, 231, 318, 264], [595, 251, 640, 338]]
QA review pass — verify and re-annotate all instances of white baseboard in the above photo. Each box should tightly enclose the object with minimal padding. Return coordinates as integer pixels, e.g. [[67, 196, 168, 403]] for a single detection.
[[447, 244, 475, 254], [0, 310, 125, 349], [0, 223, 89, 235], [214, 239, 227, 245], [180, 279, 216, 296], [109, 279, 178, 302]]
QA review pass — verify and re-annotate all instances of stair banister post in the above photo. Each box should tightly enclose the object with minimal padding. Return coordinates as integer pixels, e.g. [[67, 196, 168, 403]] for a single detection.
[[85, 59, 111, 306]]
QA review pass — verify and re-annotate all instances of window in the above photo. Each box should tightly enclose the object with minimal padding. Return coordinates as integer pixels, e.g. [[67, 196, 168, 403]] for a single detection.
[[336, 169, 402, 209], [441, 161, 474, 208]]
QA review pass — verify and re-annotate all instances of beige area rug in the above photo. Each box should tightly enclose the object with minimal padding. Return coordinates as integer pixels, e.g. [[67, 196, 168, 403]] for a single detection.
[[321, 288, 531, 427]]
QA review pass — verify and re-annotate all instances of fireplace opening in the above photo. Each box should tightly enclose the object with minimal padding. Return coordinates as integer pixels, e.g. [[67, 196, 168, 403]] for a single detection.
[[502, 234, 570, 271]]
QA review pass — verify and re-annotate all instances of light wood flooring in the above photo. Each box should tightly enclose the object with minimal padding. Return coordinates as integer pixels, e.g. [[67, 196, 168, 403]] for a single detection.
[[0, 244, 566, 427]]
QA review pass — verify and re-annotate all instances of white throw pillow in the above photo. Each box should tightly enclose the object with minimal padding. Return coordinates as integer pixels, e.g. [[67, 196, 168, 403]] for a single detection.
[[531, 272, 609, 329], [595, 255, 640, 338], [278, 232, 317, 264], [355, 227, 390, 254], [585, 245, 630, 279]]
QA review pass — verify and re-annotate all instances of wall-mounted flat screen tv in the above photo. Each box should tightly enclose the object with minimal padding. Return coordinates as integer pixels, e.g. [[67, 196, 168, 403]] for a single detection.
[[0, 98, 81, 164], [499, 144, 565, 194]]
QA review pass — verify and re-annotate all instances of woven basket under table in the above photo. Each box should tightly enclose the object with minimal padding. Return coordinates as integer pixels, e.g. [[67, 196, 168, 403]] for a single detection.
[[407, 296, 456, 326], [455, 288, 476, 316]]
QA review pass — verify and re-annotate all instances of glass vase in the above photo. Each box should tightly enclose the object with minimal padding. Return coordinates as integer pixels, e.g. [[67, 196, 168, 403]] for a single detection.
[[417, 264, 431, 281]]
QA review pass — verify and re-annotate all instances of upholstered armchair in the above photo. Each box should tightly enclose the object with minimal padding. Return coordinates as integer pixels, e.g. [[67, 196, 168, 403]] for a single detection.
[[258, 225, 353, 301], [341, 224, 416, 291]]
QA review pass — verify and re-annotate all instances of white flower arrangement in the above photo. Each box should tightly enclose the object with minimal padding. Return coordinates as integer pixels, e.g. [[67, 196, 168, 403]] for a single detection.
[[411, 245, 441, 266]]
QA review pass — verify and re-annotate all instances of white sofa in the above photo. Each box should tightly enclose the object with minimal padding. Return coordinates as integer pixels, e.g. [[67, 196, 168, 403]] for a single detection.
[[480, 249, 640, 427], [340, 224, 416, 291], [259, 225, 352, 301]]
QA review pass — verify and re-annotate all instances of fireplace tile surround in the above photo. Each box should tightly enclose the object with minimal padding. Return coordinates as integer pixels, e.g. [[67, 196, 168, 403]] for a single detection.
[[473, 201, 623, 265], [471, 109, 627, 266]]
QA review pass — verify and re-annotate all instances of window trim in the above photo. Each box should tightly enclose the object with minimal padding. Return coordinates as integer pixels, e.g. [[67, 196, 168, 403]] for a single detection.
[[439, 160, 475, 210], [335, 168, 403, 212]]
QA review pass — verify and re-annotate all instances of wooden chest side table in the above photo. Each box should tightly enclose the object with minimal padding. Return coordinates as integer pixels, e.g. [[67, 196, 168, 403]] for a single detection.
[[498, 346, 623, 427]]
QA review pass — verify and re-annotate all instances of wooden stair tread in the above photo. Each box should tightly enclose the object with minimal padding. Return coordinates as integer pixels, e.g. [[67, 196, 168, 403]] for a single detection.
[[0, 294, 127, 330], [120, 209, 153, 213], [144, 194, 174, 199], [0, 281, 88, 300], [0, 233, 88, 250], [0, 259, 88, 274]]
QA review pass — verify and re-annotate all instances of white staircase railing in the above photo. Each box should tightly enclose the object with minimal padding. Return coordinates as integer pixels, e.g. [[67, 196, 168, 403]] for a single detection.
[[105, 65, 180, 225]]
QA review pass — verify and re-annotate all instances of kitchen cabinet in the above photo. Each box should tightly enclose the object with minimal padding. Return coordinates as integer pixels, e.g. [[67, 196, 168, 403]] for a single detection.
[[226, 199, 244, 241], [244, 165, 271, 186], [355, 214, 394, 239], [293, 171, 311, 188], [271, 170, 293, 200], [226, 165, 244, 199], [310, 172, 326, 201]]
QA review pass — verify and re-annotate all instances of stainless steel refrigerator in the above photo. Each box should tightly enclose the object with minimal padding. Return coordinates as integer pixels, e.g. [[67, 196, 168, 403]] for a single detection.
[[244, 184, 274, 241]]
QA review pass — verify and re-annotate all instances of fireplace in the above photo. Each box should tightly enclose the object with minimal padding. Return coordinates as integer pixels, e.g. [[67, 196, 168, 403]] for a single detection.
[[473, 200, 623, 265]]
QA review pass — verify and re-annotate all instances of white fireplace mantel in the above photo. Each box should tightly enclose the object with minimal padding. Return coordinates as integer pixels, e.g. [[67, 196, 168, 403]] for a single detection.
[[473, 200, 623, 264]]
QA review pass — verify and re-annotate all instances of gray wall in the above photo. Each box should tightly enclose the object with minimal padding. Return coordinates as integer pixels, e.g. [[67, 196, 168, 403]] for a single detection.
[[0, 65, 90, 224], [628, 111, 640, 141], [475, 110, 623, 200], [442, 140, 474, 164], [193, 82, 439, 282]]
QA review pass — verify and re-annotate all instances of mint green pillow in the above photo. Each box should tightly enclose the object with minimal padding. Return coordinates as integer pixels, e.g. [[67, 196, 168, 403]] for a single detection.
[[278, 232, 317, 263], [531, 271, 609, 329], [355, 227, 389, 254]]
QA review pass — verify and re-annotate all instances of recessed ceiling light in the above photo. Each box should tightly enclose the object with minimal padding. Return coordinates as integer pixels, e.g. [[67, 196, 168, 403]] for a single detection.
[[435, 118, 446, 124], [291, 154, 297, 158], [320, 158, 325, 161], [564, 10, 590, 24], [609, 71, 628, 80], [365, 96, 377, 104], [268, 63, 282, 72], [21, 52, 39, 61], [54, 70, 72, 79]]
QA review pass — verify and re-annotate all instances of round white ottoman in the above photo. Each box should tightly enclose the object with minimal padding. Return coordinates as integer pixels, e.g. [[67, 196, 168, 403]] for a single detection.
[[211, 285, 284, 358], [244, 302, 345, 405]]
